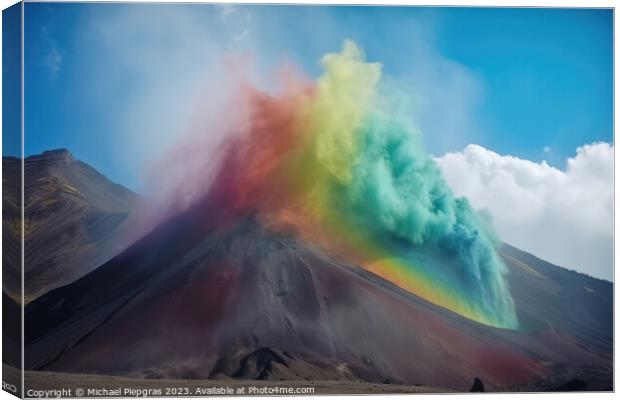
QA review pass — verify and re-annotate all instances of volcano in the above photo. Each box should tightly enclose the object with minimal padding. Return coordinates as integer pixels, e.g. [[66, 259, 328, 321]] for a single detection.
[[22, 158, 613, 391]]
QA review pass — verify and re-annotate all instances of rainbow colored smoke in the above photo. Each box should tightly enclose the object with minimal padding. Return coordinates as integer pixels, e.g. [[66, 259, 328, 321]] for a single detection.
[[175, 41, 518, 329]]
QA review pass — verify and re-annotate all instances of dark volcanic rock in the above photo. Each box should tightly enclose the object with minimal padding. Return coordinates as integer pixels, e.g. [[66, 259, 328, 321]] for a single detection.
[[469, 377, 484, 392], [553, 379, 588, 392], [232, 347, 289, 380], [24, 207, 613, 391], [2, 293, 21, 367], [18, 154, 613, 392]]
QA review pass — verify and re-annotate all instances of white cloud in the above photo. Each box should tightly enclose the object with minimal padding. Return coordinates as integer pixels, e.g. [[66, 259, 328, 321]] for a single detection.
[[44, 45, 63, 76], [435, 142, 613, 281], [41, 26, 64, 78], [217, 4, 237, 20], [77, 5, 257, 190], [234, 28, 249, 42]]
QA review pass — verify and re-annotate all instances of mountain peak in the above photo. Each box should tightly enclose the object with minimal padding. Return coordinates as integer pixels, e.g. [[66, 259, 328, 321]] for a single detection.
[[42, 148, 71, 155], [36, 148, 75, 163], [2, 148, 140, 301]]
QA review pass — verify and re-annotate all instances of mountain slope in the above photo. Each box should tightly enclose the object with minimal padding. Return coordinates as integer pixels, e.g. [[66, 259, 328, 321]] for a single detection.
[[24, 203, 612, 391], [498, 244, 612, 390], [2, 155, 22, 302], [2, 149, 141, 302]]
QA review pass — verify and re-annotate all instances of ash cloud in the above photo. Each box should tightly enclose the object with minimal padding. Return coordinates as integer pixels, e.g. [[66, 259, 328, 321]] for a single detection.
[[147, 41, 519, 329]]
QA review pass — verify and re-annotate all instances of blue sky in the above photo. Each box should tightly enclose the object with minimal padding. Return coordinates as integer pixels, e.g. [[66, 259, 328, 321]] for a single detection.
[[13, 4, 613, 192], [5, 4, 614, 279], [3, 2, 21, 156]]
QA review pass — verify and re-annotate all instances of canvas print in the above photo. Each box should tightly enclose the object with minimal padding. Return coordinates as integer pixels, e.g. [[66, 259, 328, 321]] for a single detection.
[[2, 2, 613, 397]]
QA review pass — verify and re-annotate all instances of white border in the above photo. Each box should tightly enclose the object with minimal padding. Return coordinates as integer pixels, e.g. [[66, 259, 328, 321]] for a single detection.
[[0, 1, 616, 400]]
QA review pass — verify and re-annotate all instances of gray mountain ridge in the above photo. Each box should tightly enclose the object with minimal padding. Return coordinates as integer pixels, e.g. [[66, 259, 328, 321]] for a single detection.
[[2, 149, 141, 303], [2, 150, 612, 392]]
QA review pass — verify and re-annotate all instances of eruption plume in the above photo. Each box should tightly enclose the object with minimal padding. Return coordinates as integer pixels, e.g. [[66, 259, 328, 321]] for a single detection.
[[153, 40, 518, 329]]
